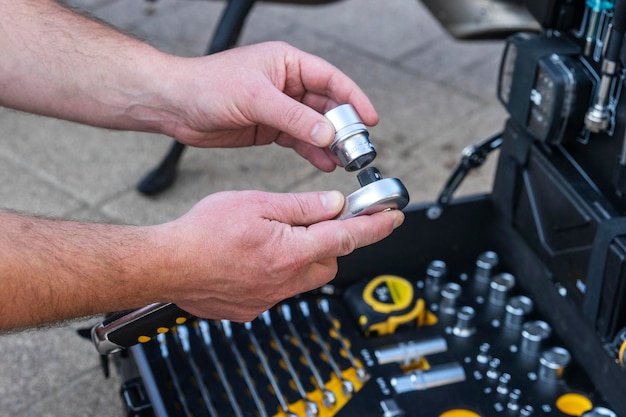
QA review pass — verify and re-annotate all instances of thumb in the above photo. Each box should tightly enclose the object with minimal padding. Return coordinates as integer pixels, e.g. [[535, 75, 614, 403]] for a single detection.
[[263, 191, 345, 226]]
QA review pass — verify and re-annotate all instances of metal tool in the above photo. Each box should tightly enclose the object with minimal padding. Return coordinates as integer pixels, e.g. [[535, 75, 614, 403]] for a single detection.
[[582, 0, 613, 56], [338, 167, 409, 220], [244, 321, 297, 417], [299, 301, 354, 396], [344, 274, 424, 336], [390, 362, 466, 394], [374, 337, 448, 366], [261, 311, 319, 417], [585, 0, 625, 133], [520, 320, 552, 355], [91, 302, 192, 354], [197, 320, 244, 417], [173, 326, 219, 417], [317, 298, 367, 382], [452, 306, 477, 337], [489, 273, 516, 306], [221, 320, 268, 417], [324, 104, 376, 172], [504, 296, 534, 329], [424, 260, 447, 300], [281, 304, 337, 408], [156, 333, 193, 417], [427, 133, 503, 219], [538, 346, 571, 382]]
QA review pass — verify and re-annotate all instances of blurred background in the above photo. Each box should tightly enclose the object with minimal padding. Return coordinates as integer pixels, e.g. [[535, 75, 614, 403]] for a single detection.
[[0, 0, 507, 415]]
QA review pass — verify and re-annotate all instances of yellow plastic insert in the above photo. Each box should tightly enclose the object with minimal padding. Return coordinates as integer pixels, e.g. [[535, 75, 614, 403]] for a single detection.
[[556, 393, 593, 416], [619, 339, 626, 366], [439, 409, 481, 417]]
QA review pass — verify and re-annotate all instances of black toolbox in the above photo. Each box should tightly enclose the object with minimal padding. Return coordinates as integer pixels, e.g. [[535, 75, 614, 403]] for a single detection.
[[106, 1, 626, 415], [111, 132, 626, 417]]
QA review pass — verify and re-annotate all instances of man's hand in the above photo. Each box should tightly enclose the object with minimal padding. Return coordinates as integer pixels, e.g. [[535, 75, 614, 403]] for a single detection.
[[155, 190, 404, 322], [0, 191, 403, 330], [0, 2, 377, 172], [157, 42, 379, 172]]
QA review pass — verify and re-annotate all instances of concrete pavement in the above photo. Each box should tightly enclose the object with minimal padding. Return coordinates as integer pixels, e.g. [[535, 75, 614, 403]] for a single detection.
[[0, 0, 507, 415]]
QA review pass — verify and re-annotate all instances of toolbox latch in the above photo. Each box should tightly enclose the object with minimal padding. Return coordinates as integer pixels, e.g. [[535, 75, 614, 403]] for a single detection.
[[120, 377, 153, 417]]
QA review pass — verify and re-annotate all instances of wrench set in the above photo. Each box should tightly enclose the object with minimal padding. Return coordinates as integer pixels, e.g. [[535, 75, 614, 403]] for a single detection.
[[136, 296, 370, 417]]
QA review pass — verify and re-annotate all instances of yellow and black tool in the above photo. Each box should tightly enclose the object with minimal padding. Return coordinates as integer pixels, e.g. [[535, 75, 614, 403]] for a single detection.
[[344, 274, 429, 336], [91, 303, 192, 354]]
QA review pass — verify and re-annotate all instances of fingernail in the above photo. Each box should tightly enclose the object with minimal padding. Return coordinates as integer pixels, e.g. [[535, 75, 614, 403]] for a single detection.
[[310, 121, 334, 146], [320, 190, 344, 211], [392, 212, 405, 229]]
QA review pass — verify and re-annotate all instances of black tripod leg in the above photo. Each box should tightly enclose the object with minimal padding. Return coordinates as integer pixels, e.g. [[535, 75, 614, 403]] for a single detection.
[[136, 141, 187, 195], [136, 0, 256, 195]]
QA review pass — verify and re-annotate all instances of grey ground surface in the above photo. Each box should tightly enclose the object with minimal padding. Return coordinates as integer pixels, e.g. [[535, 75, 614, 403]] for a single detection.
[[0, 0, 507, 415]]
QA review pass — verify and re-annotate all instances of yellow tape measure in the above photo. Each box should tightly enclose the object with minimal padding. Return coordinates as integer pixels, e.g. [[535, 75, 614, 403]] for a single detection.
[[344, 275, 426, 336]]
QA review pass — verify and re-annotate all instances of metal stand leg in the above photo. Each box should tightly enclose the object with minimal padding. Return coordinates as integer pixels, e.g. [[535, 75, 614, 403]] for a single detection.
[[137, 0, 256, 195]]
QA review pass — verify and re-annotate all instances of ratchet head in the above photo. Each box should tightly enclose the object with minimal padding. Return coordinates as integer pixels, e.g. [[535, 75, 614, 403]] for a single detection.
[[338, 167, 410, 220]]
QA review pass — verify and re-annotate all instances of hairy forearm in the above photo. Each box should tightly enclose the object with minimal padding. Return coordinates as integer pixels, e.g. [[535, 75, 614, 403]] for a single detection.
[[0, 211, 170, 329], [0, 0, 174, 133]]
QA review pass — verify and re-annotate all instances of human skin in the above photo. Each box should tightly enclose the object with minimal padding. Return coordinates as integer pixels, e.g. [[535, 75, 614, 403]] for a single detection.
[[0, 1, 404, 330]]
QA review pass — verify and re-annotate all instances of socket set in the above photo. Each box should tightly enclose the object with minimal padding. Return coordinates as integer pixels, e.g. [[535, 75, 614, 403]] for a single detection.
[[119, 199, 620, 416]]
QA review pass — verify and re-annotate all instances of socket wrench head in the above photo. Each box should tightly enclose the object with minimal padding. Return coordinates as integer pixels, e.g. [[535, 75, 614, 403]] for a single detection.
[[324, 104, 376, 171]]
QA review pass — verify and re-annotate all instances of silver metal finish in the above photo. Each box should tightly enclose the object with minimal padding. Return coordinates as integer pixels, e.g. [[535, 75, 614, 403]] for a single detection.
[[390, 362, 466, 394], [338, 176, 409, 220], [425, 260, 447, 294], [497, 373, 511, 395], [91, 302, 171, 355], [505, 296, 534, 329], [174, 326, 219, 417], [317, 298, 367, 382], [452, 306, 477, 337], [299, 301, 354, 396], [582, 407, 618, 417], [507, 388, 522, 412], [157, 333, 193, 417], [538, 347, 571, 382], [374, 337, 448, 366], [280, 304, 336, 408], [324, 104, 376, 171], [380, 399, 405, 417], [197, 320, 244, 417], [440, 282, 463, 315], [584, 30, 619, 133], [489, 273, 516, 306], [486, 358, 501, 380], [261, 311, 319, 417], [521, 320, 552, 355], [474, 251, 499, 284], [476, 343, 492, 364], [244, 321, 296, 417], [221, 320, 268, 417]]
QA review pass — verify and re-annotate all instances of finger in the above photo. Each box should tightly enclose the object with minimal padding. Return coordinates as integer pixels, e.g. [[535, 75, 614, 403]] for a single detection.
[[261, 190, 346, 226], [296, 210, 405, 260], [275, 135, 340, 172], [250, 89, 337, 147]]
